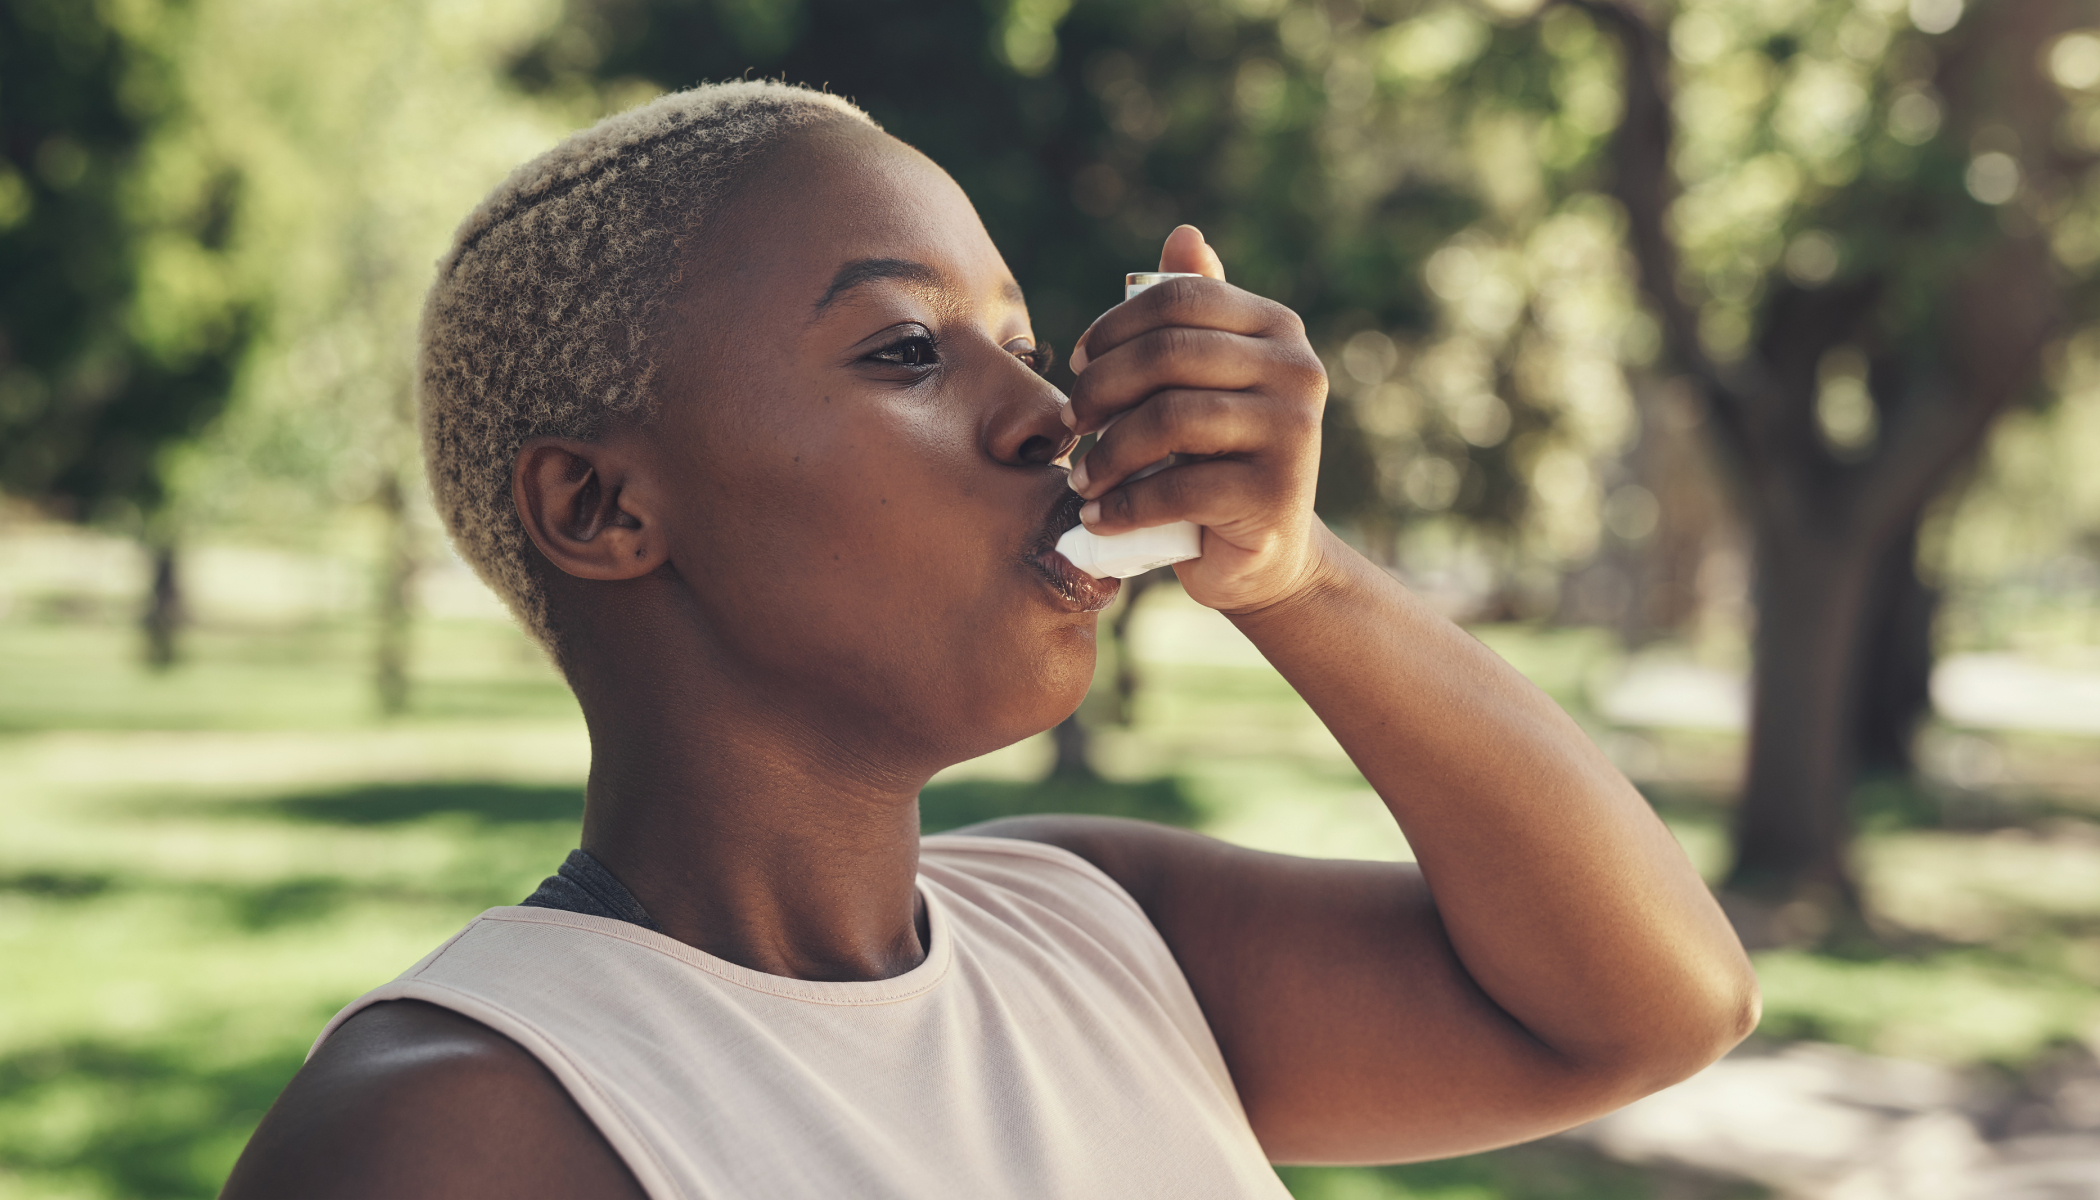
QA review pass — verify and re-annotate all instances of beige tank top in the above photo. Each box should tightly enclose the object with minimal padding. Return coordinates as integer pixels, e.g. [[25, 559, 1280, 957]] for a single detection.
[[313, 835, 1292, 1199]]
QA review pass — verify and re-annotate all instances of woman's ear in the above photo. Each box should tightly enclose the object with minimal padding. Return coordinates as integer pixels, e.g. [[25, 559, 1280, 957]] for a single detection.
[[513, 436, 664, 580]]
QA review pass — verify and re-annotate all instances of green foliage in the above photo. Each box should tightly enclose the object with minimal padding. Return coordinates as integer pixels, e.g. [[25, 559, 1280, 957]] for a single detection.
[[151, 0, 567, 546], [0, 0, 249, 525], [1850, 768, 1941, 831], [1752, 948, 2100, 1066], [506, 0, 1529, 533]]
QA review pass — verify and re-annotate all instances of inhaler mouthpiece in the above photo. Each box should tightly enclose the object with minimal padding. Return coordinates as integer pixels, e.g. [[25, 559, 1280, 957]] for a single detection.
[[1056, 271, 1210, 581], [1055, 520, 1202, 580]]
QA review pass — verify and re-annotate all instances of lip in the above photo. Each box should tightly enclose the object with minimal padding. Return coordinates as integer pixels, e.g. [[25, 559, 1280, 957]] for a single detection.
[[1026, 488, 1122, 613]]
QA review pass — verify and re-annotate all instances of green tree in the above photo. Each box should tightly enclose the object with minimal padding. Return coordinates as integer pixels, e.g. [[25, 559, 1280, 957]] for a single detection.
[[0, 0, 249, 664], [153, 0, 564, 711], [512, 0, 2100, 921], [509, 0, 1563, 772], [1567, 0, 2096, 924]]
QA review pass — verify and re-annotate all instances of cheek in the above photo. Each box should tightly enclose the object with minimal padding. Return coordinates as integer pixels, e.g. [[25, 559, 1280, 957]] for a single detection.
[[664, 387, 1094, 751]]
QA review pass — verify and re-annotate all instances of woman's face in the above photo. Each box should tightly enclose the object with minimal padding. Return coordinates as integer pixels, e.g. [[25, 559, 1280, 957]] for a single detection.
[[636, 118, 1114, 772]]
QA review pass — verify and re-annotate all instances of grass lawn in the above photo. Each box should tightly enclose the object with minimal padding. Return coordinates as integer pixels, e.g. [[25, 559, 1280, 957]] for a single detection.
[[3, 582, 2097, 1198]]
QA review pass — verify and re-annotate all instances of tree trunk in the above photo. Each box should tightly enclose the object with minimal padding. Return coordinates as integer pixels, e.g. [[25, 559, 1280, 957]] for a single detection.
[[374, 475, 415, 716], [1047, 712, 1098, 781], [1565, 0, 2071, 941], [1106, 567, 1163, 727], [140, 540, 183, 670], [1851, 516, 1937, 778], [1727, 509, 1880, 914]]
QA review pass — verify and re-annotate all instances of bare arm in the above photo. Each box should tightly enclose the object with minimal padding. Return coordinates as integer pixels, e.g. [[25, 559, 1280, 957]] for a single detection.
[[990, 227, 1757, 1164], [220, 1001, 647, 1200]]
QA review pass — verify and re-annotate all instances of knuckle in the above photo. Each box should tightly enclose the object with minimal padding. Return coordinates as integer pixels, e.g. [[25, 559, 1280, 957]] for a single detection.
[[1081, 440, 1113, 483], [1284, 350, 1328, 402], [1195, 389, 1235, 424], [1156, 466, 1190, 506], [1154, 276, 1205, 320], [1149, 324, 1199, 367], [1158, 388, 1214, 429], [1261, 297, 1306, 338], [1284, 384, 1324, 431]]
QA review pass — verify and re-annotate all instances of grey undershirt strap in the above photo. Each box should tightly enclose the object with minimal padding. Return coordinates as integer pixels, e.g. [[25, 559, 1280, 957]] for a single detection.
[[520, 848, 662, 932]]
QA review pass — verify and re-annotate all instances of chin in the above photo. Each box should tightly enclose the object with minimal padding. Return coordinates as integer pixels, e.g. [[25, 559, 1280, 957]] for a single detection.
[[936, 655, 1095, 765]]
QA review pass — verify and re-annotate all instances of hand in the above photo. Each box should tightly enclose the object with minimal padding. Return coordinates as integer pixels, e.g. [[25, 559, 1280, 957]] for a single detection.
[[1064, 225, 1330, 615]]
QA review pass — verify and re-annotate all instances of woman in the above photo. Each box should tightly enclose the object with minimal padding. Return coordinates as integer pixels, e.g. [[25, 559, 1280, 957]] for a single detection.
[[222, 81, 1756, 1199]]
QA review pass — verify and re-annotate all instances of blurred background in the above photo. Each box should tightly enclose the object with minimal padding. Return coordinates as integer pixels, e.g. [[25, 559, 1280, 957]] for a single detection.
[[5, 0, 2100, 1195]]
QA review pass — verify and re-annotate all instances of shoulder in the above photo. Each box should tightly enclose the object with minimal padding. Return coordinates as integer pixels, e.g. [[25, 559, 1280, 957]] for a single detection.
[[938, 814, 1244, 915], [221, 999, 646, 1200], [922, 822, 1203, 921]]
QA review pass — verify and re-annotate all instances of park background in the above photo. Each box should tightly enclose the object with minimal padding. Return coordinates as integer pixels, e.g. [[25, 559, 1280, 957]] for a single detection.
[[7, 0, 2100, 1195]]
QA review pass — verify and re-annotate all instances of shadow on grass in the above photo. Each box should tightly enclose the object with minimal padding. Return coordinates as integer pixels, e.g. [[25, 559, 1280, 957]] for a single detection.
[[400, 679, 580, 721], [0, 868, 501, 930], [243, 781, 586, 826], [919, 775, 1200, 834], [0, 869, 115, 898], [0, 1033, 1769, 1200], [0, 1035, 309, 1199], [234, 778, 1194, 833], [1279, 1140, 1768, 1199]]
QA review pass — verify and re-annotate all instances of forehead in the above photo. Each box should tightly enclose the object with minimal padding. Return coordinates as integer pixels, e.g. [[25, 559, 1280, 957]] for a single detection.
[[690, 120, 1018, 322]]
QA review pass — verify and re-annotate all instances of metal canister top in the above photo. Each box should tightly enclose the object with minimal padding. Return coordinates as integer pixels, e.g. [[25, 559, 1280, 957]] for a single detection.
[[1124, 271, 1205, 301]]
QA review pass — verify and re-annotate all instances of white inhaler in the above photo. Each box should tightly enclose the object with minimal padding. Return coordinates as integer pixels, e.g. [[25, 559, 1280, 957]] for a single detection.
[[1054, 272, 1208, 580]]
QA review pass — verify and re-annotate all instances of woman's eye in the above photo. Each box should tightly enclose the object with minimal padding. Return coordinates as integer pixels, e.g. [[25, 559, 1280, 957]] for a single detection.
[[870, 335, 940, 368], [1009, 340, 1055, 378]]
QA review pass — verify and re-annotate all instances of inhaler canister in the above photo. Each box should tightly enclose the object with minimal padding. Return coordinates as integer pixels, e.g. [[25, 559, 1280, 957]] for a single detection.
[[1054, 272, 1208, 580]]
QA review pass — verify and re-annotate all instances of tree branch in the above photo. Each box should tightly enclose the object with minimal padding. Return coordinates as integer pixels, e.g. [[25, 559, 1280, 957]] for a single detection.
[[1557, 0, 1754, 462], [1858, 237, 2060, 542]]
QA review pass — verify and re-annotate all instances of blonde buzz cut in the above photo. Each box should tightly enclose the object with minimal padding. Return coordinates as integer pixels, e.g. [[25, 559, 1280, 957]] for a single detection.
[[419, 81, 878, 655]]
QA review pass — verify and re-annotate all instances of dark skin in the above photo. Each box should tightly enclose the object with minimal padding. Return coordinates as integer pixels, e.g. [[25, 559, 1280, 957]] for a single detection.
[[223, 119, 1757, 1198]]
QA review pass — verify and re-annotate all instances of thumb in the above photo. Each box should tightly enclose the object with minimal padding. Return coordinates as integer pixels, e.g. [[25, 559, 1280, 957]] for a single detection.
[[1071, 226, 1229, 377], [1159, 224, 1226, 281]]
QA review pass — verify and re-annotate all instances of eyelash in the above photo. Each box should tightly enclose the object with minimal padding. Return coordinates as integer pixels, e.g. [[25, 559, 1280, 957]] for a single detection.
[[868, 333, 939, 370], [1016, 341, 1055, 378], [865, 333, 1055, 378]]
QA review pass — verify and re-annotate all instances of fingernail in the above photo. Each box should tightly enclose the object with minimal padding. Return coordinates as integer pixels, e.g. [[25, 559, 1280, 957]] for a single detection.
[[1079, 500, 1101, 526], [1058, 398, 1076, 429], [1069, 345, 1090, 374], [1068, 459, 1090, 493]]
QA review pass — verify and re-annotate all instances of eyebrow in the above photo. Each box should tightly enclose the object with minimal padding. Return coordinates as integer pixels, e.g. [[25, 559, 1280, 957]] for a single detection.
[[811, 257, 1027, 314]]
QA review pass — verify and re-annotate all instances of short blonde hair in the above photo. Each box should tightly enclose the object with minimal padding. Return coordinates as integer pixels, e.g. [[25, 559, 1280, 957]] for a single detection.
[[420, 81, 877, 652]]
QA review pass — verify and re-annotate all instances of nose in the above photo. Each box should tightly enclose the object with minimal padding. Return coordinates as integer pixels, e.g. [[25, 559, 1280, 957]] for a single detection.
[[983, 359, 1079, 468]]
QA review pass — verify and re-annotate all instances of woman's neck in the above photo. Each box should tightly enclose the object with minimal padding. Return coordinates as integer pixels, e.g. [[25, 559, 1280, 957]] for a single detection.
[[574, 690, 934, 982]]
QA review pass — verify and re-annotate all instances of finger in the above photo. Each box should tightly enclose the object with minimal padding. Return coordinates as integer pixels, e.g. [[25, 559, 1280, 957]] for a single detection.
[[1068, 326, 1268, 432], [1078, 457, 1282, 536], [1158, 224, 1226, 281], [1067, 324, 1324, 435], [1068, 390, 1271, 498], [1070, 227, 1228, 376], [1069, 274, 1257, 374], [1072, 278, 1297, 381]]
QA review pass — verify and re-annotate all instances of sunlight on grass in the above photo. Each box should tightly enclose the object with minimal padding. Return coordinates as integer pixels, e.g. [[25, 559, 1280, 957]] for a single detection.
[[0, 585, 2094, 1198], [1752, 950, 2100, 1066]]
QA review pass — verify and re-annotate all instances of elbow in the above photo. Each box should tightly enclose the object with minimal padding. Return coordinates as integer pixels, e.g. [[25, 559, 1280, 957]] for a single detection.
[[1691, 967, 1762, 1070], [1725, 968, 1764, 1045], [1564, 955, 1760, 1108], [1627, 958, 1763, 1095], [1707, 945, 1764, 1052]]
